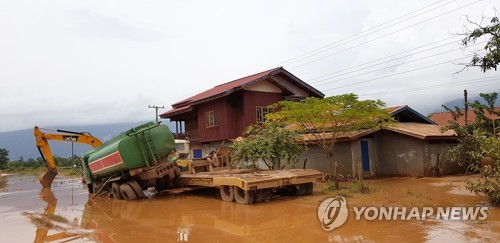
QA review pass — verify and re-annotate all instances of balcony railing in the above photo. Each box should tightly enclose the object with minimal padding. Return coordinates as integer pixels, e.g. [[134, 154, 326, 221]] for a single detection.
[[173, 130, 199, 141]]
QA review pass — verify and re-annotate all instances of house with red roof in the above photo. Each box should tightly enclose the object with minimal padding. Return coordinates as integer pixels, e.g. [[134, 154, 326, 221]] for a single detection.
[[160, 67, 324, 158], [429, 107, 500, 126]]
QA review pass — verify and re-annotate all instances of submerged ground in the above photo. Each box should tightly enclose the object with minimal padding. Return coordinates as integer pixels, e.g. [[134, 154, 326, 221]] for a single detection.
[[0, 174, 498, 242]]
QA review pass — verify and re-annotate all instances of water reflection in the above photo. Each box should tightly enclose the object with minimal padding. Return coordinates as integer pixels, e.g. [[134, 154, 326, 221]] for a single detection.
[[16, 177, 499, 243], [27, 188, 85, 243], [75, 191, 324, 242]]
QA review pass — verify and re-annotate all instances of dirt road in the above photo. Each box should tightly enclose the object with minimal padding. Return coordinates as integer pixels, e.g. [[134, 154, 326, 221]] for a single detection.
[[0, 174, 498, 242]]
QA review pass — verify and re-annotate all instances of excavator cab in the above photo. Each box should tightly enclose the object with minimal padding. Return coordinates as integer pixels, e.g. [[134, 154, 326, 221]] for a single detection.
[[34, 126, 102, 188]]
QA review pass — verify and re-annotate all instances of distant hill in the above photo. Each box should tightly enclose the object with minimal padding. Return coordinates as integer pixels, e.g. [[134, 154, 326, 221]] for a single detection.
[[430, 92, 500, 113], [0, 121, 177, 161]]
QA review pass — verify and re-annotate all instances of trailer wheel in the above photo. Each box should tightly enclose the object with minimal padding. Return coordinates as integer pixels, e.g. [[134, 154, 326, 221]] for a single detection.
[[120, 184, 137, 200], [220, 186, 234, 202], [154, 177, 166, 192], [128, 180, 145, 199], [234, 187, 255, 204], [111, 182, 124, 200], [296, 183, 307, 196]]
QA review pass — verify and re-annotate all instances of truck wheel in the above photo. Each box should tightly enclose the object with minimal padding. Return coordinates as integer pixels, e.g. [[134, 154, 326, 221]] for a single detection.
[[220, 186, 234, 202], [296, 183, 308, 196], [87, 184, 94, 194], [120, 184, 137, 200], [128, 180, 145, 199], [111, 182, 124, 200], [234, 187, 255, 204], [154, 177, 166, 192]]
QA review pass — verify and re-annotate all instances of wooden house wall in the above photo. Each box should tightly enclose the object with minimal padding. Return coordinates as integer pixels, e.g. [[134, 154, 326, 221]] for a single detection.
[[240, 90, 282, 133], [196, 98, 229, 142]]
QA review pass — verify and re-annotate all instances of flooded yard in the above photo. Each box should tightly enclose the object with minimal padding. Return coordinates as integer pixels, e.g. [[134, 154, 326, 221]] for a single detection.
[[0, 174, 498, 242]]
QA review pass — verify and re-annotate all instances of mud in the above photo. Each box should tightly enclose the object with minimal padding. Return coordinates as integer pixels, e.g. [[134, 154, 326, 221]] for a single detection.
[[0, 174, 498, 242]]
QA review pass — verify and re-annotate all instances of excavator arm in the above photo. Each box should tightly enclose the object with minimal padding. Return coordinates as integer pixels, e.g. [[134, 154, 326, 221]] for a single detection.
[[34, 126, 103, 188]]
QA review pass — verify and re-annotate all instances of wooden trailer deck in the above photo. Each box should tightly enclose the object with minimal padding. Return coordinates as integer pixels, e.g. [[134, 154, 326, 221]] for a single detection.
[[177, 169, 324, 190]]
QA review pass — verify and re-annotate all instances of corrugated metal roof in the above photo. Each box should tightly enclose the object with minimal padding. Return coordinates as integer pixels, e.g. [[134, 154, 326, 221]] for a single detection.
[[161, 67, 324, 118], [300, 123, 456, 143], [172, 67, 282, 108], [429, 108, 500, 126], [385, 123, 456, 140]]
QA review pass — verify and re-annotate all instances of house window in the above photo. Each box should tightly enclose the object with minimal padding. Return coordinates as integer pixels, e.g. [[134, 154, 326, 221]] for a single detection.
[[205, 111, 218, 128], [256, 106, 273, 123]]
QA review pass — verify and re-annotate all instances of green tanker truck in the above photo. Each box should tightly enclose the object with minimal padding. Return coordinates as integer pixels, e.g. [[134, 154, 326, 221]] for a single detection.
[[82, 122, 181, 200]]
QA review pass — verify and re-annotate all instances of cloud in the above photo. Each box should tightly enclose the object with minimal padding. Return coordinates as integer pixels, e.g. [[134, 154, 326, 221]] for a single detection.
[[66, 8, 170, 41]]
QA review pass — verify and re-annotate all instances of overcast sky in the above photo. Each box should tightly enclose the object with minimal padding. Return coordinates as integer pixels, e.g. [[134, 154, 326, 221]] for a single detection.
[[0, 0, 499, 132]]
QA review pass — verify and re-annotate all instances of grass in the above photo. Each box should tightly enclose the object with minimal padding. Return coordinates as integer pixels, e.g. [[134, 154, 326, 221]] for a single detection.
[[317, 181, 373, 197]]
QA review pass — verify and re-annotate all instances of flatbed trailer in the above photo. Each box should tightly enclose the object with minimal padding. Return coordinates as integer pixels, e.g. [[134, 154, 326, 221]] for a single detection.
[[176, 168, 324, 204]]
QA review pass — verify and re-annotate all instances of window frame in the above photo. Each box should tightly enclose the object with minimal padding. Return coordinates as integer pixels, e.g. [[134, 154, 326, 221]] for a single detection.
[[256, 106, 273, 123], [205, 110, 219, 128]]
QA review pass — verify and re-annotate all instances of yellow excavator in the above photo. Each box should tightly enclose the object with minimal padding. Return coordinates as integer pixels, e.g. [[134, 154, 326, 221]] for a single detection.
[[34, 126, 103, 188]]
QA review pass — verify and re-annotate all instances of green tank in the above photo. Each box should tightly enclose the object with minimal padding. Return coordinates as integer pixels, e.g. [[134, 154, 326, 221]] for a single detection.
[[86, 122, 175, 177]]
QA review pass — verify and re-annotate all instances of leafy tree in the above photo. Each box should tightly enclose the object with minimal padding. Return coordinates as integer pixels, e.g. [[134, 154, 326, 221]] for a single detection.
[[460, 12, 500, 72], [0, 148, 9, 170], [231, 122, 304, 170], [442, 92, 500, 204], [441, 92, 499, 173], [465, 136, 500, 204], [267, 93, 394, 189]]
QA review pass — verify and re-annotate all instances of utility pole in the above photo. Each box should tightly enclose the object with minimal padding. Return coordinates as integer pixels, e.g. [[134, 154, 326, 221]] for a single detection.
[[149, 105, 164, 123], [464, 89, 468, 125]]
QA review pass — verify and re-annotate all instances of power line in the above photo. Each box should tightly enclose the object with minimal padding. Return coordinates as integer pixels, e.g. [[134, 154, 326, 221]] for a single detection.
[[323, 55, 474, 91], [315, 47, 462, 86], [307, 36, 459, 82], [148, 105, 164, 123], [313, 41, 485, 86], [357, 76, 500, 96], [289, 0, 481, 70], [265, 0, 455, 69]]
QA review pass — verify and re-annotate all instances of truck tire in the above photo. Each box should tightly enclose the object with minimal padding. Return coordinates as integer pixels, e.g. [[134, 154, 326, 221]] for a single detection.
[[220, 186, 234, 202], [111, 182, 124, 200], [234, 187, 255, 204], [154, 177, 166, 192], [87, 184, 94, 194], [120, 184, 137, 200], [128, 180, 145, 199]]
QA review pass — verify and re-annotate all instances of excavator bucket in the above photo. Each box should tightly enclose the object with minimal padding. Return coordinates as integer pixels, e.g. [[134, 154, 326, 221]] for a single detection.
[[39, 170, 58, 188]]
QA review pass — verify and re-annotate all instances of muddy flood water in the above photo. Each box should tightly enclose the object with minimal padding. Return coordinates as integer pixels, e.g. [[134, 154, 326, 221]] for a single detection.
[[0, 174, 498, 243]]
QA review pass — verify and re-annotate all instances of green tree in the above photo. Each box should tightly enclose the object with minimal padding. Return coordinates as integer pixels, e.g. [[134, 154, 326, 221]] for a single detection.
[[441, 92, 499, 173], [268, 93, 394, 189], [442, 92, 500, 204], [231, 122, 304, 170], [0, 148, 9, 170], [465, 136, 500, 204], [460, 12, 500, 72]]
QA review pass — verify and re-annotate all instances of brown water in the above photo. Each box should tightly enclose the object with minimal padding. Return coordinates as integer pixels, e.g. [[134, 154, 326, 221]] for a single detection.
[[0, 174, 498, 242]]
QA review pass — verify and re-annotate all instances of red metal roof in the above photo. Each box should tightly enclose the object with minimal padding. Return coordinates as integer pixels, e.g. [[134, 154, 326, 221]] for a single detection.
[[160, 67, 324, 118], [429, 107, 500, 126], [172, 67, 282, 108]]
